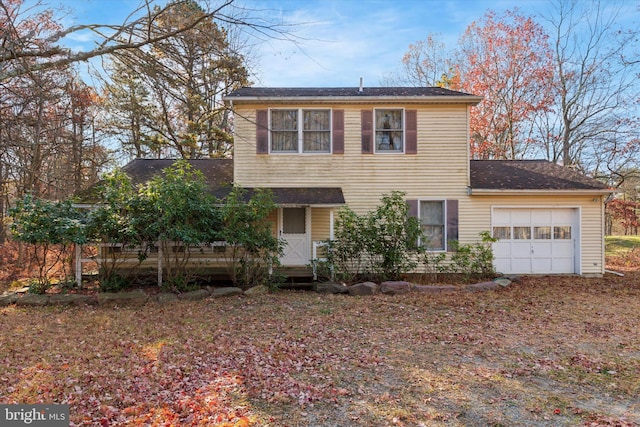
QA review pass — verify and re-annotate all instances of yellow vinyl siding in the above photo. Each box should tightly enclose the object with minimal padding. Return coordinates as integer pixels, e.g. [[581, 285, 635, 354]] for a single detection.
[[311, 208, 332, 242], [231, 101, 606, 275], [233, 103, 470, 214]]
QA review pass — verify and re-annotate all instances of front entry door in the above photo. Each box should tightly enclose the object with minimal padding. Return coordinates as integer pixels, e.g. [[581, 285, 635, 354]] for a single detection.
[[280, 207, 309, 266]]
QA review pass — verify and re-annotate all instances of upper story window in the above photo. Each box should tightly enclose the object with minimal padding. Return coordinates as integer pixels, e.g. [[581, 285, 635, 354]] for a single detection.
[[271, 109, 331, 153], [375, 109, 403, 153]]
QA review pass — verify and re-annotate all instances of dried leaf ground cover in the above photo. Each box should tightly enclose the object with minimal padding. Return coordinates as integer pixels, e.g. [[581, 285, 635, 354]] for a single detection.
[[1, 273, 639, 426]]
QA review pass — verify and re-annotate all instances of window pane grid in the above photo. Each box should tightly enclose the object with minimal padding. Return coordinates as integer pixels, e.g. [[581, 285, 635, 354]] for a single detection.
[[513, 226, 531, 239], [496, 225, 573, 240], [303, 132, 330, 152], [375, 109, 403, 152], [534, 226, 551, 240], [271, 109, 330, 153], [554, 226, 572, 240], [493, 226, 511, 240], [420, 201, 444, 250], [271, 110, 297, 131]]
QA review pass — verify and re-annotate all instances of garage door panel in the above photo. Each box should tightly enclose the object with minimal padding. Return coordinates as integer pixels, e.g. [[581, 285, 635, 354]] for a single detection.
[[493, 209, 512, 223], [552, 240, 573, 254], [493, 242, 511, 257], [532, 258, 553, 272], [532, 210, 552, 223], [511, 241, 531, 256], [492, 208, 577, 275], [532, 241, 552, 253], [553, 257, 574, 272], [511, 258, 532, 273], [511, 210, 532, 224], [552, 210, 574, 223]]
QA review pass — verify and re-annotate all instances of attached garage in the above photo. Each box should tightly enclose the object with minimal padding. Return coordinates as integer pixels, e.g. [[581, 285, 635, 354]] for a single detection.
[[492, 207, 579, 274], [469, 160, 613, 276]]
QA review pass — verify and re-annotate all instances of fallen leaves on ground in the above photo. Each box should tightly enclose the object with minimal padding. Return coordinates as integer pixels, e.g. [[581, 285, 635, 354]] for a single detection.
[[1, 272, 639, 426]]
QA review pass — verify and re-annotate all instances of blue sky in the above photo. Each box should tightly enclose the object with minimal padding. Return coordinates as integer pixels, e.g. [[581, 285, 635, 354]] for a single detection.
[[51, 0, 637, 87]]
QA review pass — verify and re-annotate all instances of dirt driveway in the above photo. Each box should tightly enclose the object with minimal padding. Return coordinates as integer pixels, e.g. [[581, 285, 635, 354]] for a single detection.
[[1, 273, 639, 426]]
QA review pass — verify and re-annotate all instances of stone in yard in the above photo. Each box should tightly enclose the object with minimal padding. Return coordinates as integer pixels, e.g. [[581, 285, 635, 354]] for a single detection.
[[314, 282, 348, 294], [212, 287, 243, 298], [0, 293, 19, 306], [98, 289, 149, 306], [465, 281, 501, 292], [49, 294, 97, 306], [15, 294, 49, 307], [348, 282, 379, 296], [413, 285, 458, 293], [156, 293, 179, 303], [244, 285, 269, 296], [180, 289, 211, 301], [380, 281, 414, 295], [493, 278, 512, 287]]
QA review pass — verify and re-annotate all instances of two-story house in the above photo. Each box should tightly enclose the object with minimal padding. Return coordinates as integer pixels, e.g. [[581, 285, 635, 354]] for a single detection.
[[96, 86, 611, 280], [224, 86, 611, 276]]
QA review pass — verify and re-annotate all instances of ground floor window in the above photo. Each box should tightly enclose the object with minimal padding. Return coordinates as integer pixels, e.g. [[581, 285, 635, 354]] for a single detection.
[[420, 200, 445, 250]]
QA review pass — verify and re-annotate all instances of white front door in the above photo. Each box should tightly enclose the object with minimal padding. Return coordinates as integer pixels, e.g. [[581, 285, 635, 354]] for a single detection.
[[280, 207, 309, 266], [492, 208, 578, 274]]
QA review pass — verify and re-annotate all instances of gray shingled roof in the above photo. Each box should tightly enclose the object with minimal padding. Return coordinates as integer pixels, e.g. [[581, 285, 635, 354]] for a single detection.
[[118, 159, 345, 205], [470, 160, 610, 191], [225, 86, 480, 100], [122, 159, 233, 197]]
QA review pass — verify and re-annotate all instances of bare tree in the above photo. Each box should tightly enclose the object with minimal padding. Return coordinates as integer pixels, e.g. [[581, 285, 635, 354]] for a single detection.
[[381, 34, 453, 87], [0, 0, 291, 82], [542, 0, 640, 170], [101, 0, 249, 159]]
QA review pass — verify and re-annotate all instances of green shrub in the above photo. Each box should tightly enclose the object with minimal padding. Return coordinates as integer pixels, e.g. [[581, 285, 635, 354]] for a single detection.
[[99, 274, 130, 293], [448, 231, 497, 280], [161, 275, 200, 293], [10, 195, 87, 288], [218, 187, 283, 290], [325, 191, 421, 282]]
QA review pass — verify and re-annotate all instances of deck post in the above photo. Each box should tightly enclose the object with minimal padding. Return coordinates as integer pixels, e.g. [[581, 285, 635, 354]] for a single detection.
[[75, 244, 82, 288], [157, 241, 163, 287]]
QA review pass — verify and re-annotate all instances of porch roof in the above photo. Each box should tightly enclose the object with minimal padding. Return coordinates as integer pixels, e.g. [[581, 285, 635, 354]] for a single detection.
[[247, 187, 345, 206], [85, 159, 345, 206]]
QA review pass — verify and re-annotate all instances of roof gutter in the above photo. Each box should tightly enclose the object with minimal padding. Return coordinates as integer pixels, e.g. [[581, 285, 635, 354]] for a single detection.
[[223, 95, 482, 106], [469, 188, 615, 196]]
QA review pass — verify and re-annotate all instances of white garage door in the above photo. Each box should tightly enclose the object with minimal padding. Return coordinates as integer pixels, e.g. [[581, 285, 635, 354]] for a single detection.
[[492, 208, 578, 274]]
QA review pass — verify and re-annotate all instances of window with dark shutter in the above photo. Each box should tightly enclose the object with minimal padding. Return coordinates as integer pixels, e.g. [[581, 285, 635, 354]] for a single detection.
[[361, 110, 373, 154], [446, 199, 459, 252], [255, 109, 269, 154], [332, 109, 344, 154], [405, 110, 417, 154], [409, 199, 459, 251]]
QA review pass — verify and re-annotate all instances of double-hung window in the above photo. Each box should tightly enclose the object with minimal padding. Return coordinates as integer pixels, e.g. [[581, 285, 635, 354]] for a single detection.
[[375, 109, 403, 152], [420, 200, 445, 250], [270, 109, 331, 153]]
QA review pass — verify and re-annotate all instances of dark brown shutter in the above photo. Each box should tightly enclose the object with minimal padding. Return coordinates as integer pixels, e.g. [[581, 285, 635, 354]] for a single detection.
[[332, 109, 344, 154], [406, 199, 419, 249], [446, 199, 459, 252], [361, 110, 373, 154], [407, 199, 418, 218], [256, 109, 269, 154], [405, 110, 417, 154]]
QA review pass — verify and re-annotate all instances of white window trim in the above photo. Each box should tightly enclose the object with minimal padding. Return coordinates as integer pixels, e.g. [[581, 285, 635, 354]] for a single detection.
[[418, 199, 446, 252], [373, 107, 405, 154], [269, 108, 333, 154]]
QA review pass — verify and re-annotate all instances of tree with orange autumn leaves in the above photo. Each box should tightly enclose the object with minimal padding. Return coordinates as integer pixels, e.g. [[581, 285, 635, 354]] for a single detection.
[[455, 10, 555, 160], [396, 2, 639, 183]]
